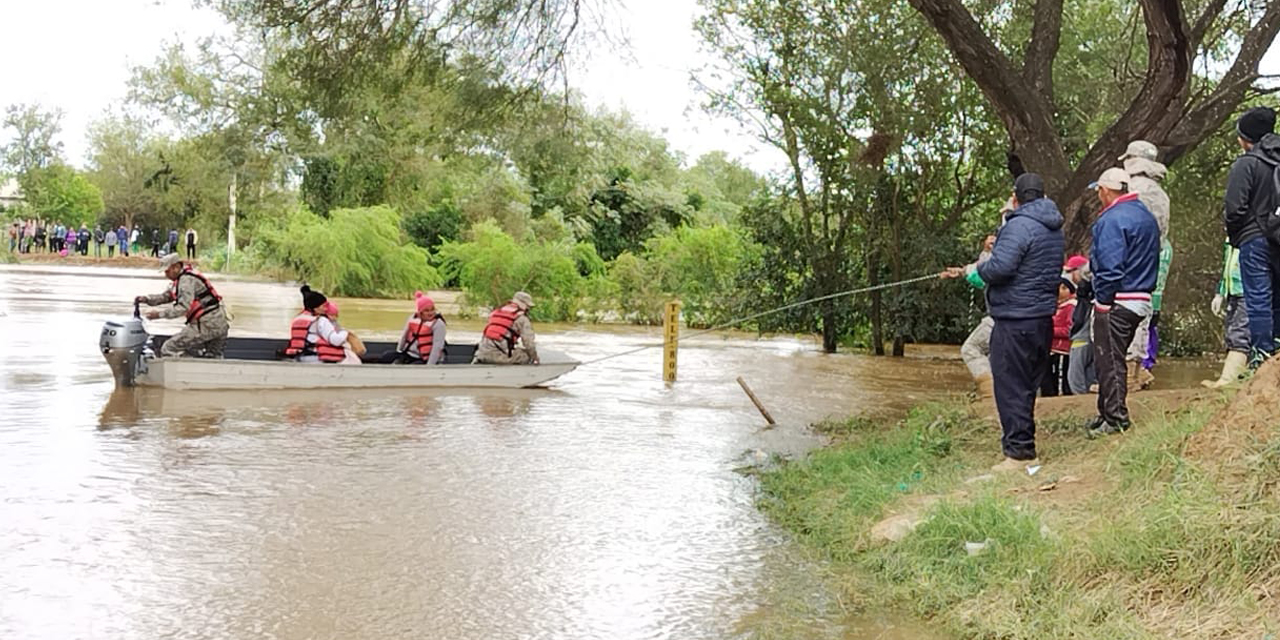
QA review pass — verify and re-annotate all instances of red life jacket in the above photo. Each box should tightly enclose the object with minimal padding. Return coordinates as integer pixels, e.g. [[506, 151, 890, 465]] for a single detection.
[[283, 311, 345, 363], [403, 315, 446, 360], [168, 267, 222, 323], [482, 303, 524, 350]]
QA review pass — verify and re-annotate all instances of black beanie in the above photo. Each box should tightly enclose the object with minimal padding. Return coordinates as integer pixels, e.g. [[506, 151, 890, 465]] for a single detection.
[[1237, 107, 1276, 143], [301, 285, 327, 311], [1014, 172, 1045, 204]]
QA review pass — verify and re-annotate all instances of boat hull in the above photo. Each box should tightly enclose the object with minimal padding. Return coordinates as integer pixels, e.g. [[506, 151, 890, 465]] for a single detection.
[[135, 354, 578, 390]]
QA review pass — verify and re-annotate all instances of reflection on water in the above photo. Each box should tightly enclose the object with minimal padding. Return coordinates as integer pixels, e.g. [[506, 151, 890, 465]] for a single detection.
[[14, 263, 1220, 638]]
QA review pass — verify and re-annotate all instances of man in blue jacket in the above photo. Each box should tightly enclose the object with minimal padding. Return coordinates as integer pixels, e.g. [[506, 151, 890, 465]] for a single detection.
[[972, 173, 1065, 471], [1086, 168, 1160, 438]]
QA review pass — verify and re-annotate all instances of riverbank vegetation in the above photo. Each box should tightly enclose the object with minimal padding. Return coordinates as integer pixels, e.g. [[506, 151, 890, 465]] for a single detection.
[[3, 1, 1278, 353], [762, 365, 1280, 637]]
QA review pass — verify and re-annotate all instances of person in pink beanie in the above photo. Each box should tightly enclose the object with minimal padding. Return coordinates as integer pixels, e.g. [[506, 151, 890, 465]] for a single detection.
[[384, 291, 447, 364]]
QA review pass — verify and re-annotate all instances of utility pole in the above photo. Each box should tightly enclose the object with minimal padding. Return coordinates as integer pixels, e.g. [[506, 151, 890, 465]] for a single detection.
[[227, 173, 237, 257]]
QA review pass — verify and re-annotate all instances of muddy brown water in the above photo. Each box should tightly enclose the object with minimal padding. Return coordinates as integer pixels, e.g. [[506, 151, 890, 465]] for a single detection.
[[0, 264, 1213, 639]]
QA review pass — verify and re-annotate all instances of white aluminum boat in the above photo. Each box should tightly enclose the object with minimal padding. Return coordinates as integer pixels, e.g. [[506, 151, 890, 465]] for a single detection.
[[99, 318, 578, 390]]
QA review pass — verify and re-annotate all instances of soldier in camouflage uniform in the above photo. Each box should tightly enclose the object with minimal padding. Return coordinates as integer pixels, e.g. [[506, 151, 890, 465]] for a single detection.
[[135, 253, 230, 358]]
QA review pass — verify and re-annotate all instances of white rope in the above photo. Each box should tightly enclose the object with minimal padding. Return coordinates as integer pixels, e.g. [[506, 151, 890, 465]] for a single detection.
[[579, 271, 943, 366]]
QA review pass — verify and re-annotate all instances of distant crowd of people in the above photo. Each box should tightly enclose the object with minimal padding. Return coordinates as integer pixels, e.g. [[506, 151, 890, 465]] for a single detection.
[[7, 221, 199, 259], [942, 107, 1280, 472]]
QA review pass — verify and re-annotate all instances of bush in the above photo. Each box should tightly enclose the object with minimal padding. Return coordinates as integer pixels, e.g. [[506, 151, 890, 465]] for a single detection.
[[249, 205, 440, 297], [434, 220, 588, 321], [642, 225, 760, 327]]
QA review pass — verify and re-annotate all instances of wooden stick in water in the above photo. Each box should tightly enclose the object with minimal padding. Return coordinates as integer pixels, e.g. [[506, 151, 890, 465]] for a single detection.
[[736, 376, 777, 425]]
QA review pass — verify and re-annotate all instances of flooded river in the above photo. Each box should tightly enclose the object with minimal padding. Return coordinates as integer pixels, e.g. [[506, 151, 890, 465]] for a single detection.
[[0, 264, 1211, 639]]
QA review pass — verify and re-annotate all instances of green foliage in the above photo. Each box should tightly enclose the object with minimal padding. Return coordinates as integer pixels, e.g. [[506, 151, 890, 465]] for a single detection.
[[21, 165, 105, 226], [1, 103, 64, 175], [435, 220, 585, 321], [249, 205, 440, 297], [637, 225, 761, 326]]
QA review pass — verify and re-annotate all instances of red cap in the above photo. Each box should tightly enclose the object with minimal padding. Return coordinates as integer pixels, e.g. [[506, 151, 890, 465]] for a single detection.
[[1063, 255, 1088, 271]]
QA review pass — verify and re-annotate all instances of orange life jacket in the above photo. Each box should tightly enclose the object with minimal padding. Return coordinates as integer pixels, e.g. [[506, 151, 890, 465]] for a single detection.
[[402, 315, 446, 360], [168, 267, 222, 323], [283, 311, 345, 362], [482, 303, 524, 351]]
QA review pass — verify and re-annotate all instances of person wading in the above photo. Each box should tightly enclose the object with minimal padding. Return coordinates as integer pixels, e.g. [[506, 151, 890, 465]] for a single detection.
[[475, 291, 539, 365], [135, 253, 230, 358], [1083, 168, 1160, 439], [972, 173, 1064, 471]]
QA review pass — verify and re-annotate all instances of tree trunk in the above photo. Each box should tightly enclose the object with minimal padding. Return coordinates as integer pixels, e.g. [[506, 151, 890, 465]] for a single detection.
[[892, 336, 906, 357], [820, 300, 838, 353], [870, 291, 885, 356]]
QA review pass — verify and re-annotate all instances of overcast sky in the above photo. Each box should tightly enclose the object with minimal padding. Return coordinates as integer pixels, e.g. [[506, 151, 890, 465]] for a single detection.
[[3, 1, 1280, 178], [0, 0, 773, 173]]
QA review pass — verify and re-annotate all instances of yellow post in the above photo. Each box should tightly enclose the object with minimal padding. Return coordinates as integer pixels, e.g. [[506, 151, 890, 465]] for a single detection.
[[663, 300, 681, 382]]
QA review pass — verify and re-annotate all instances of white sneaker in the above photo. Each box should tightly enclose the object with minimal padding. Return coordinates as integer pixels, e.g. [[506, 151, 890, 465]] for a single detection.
[[991, 457, 1039, 473]]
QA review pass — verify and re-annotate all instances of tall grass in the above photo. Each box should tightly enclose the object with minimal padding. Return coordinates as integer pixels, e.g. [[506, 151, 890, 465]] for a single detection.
[[761, 400, 1280, 638]]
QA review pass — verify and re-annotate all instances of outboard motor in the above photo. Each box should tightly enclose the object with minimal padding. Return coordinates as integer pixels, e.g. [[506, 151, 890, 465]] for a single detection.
[[100, 303, 151, 387]]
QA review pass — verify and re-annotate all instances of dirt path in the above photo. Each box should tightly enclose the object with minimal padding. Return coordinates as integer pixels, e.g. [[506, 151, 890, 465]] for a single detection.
[[15, 253, 166, 269]]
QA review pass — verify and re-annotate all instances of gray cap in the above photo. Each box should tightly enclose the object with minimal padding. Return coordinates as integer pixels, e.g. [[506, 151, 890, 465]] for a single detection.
[[513, 291, 535, 309], [1088, 167, 1130, 191], [1118, 140, 1158, 162], [159, 253, 183, 270]]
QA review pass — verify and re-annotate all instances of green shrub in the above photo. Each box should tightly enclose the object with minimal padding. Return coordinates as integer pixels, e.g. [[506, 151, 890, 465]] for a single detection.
[[640, 224, 761, 327], [249, 205, 440, 297], [434, 220, 587, 321]]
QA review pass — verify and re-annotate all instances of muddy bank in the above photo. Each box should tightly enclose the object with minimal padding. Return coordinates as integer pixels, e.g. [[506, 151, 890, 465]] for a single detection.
[[760, 376, 1280, 639]]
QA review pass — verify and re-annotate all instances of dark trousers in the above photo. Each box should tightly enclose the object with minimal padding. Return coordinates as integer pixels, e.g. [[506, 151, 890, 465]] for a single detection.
[[1093, 306, 1143, 425], [1239, 237, 1280, 358], [187, 242, 196, 259], [990, 316, 1053, 460], [1040, 353, 1072, 397]]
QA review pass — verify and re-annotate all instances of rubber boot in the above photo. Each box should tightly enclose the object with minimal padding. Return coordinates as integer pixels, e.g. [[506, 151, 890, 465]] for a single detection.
[[1125, 361, 1143, 392], [1201, 351, 1249, 389], [1137, 366, 1155, 390], [971, 373, 998, 422], [974, 373, 995, 402]]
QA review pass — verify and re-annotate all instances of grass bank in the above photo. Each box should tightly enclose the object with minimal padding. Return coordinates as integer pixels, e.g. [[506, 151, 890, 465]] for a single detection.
[[761, 383, 1280, 638]]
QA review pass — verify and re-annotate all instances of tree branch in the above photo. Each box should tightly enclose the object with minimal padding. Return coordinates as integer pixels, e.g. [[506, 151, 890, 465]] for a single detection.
[[1189, 0, 1229, 48], [906, 0, 1069, 192], [1068, 0, 1191, 193], [1165, 0, 1280, 161], [1023, 0, 1063, 100]]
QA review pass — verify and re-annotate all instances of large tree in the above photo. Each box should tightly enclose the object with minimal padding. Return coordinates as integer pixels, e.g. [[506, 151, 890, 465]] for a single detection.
[[698, 0, 1002, 352], [906, 0, 1280, 246], [87, 116, 167, 230], [1, 104, 64, 178]]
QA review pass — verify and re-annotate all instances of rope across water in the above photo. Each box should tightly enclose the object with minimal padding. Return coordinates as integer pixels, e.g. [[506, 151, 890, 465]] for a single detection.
[[579, 271, 943, 366]]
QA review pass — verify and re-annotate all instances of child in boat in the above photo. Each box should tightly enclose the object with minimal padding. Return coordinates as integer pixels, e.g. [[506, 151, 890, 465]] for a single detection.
[[322, 301, 366, 364]]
